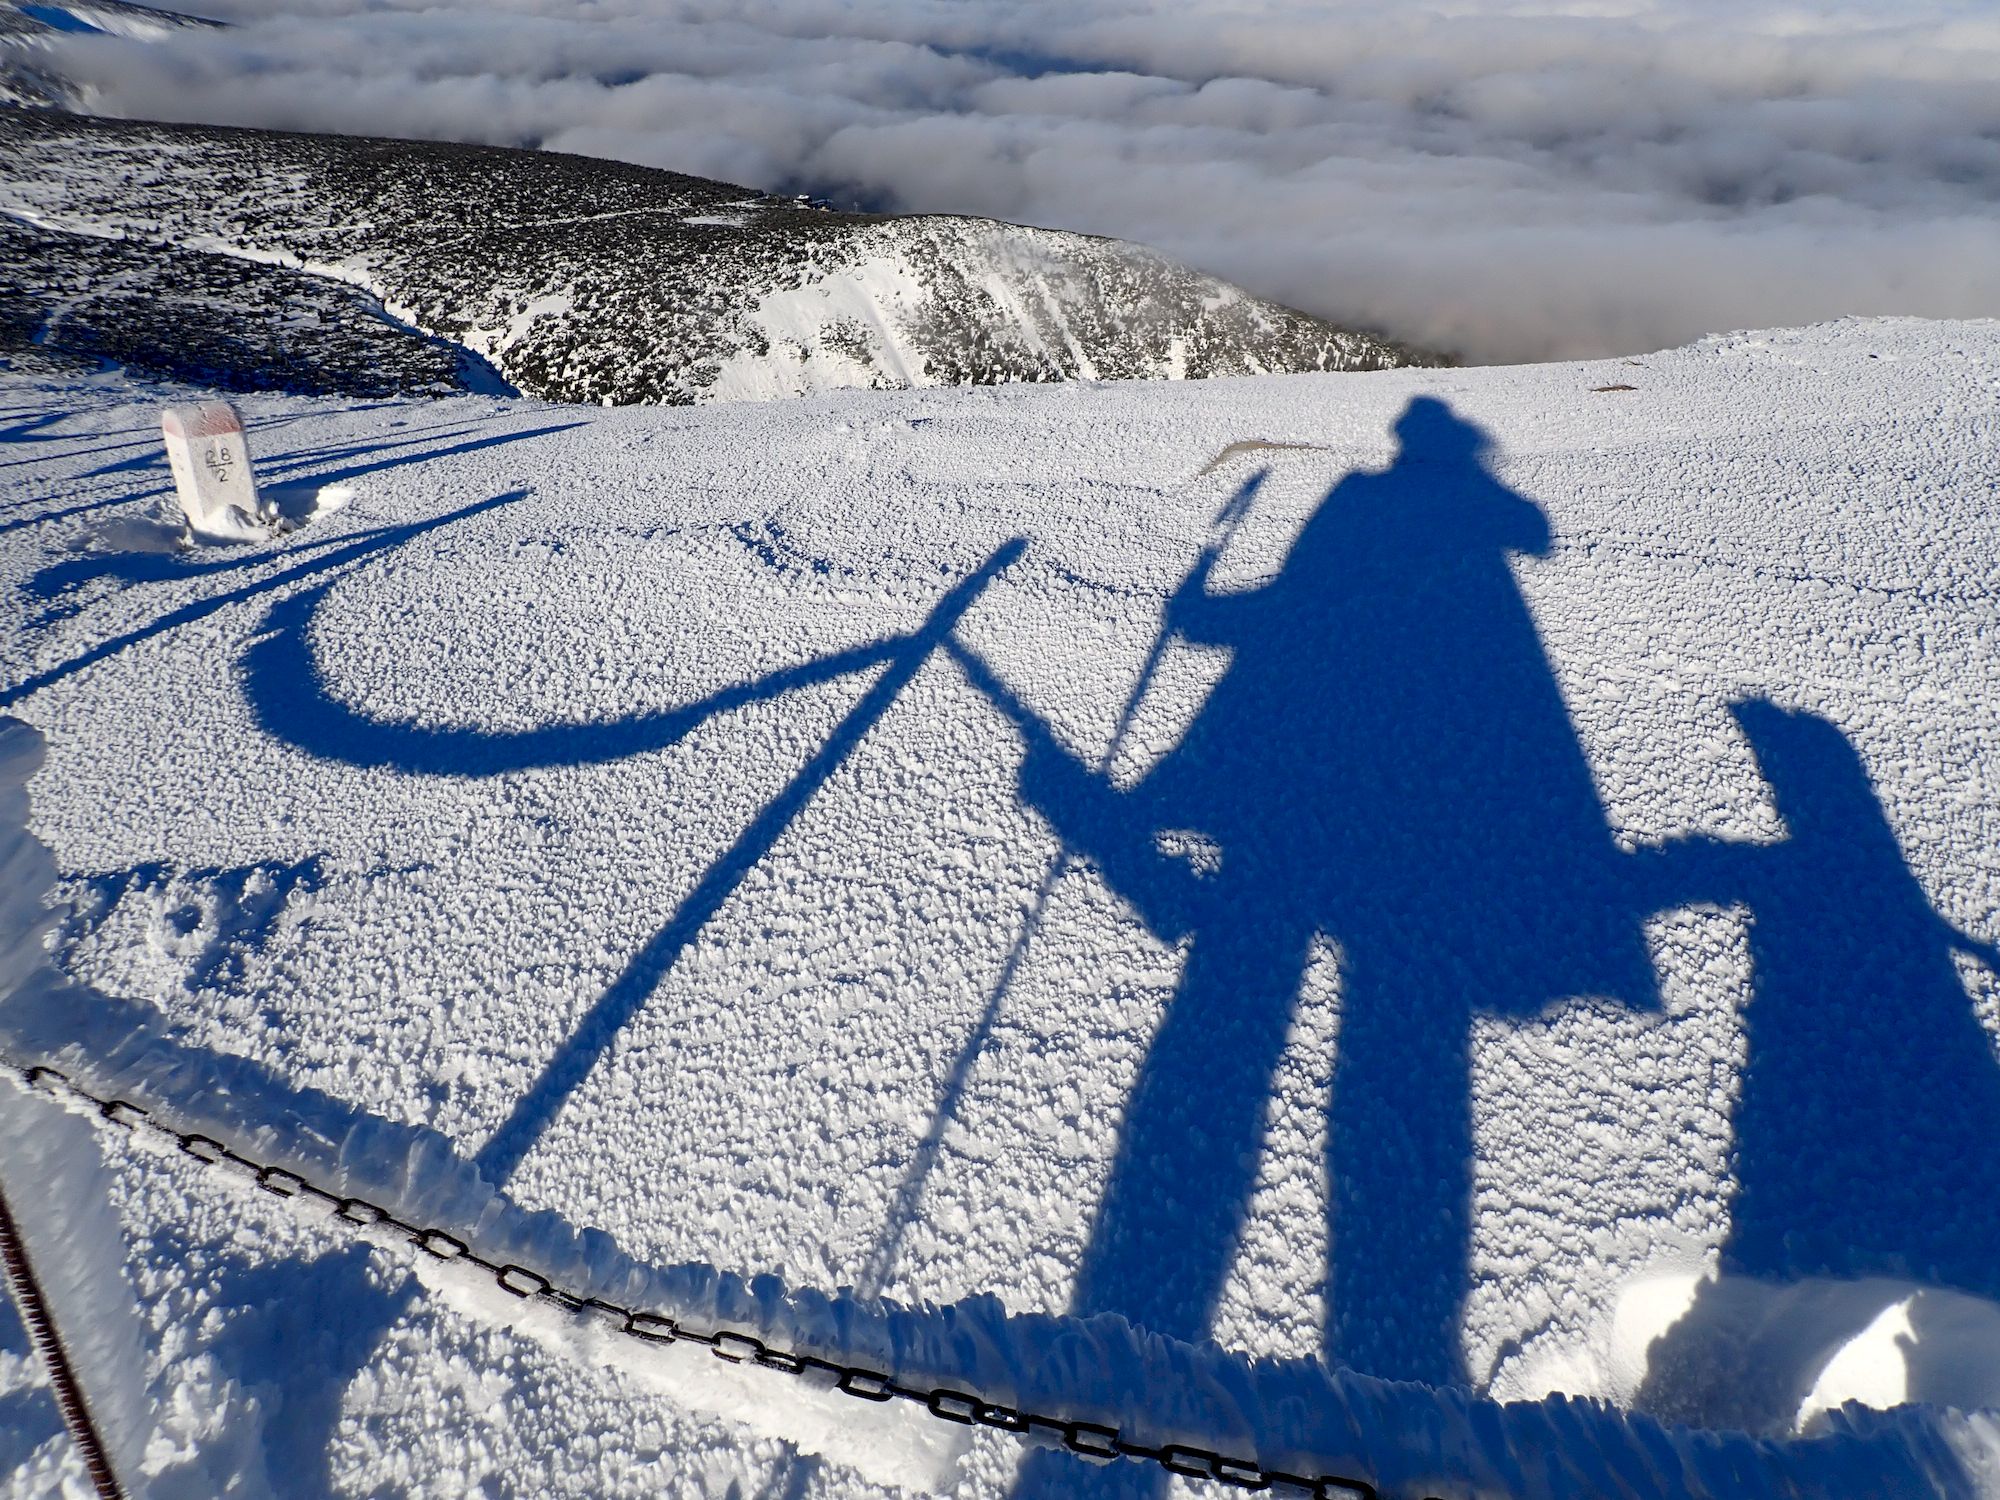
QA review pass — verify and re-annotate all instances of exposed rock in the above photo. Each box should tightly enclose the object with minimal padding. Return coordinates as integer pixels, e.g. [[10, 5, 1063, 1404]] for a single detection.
[[0, 105, 1440, 404]]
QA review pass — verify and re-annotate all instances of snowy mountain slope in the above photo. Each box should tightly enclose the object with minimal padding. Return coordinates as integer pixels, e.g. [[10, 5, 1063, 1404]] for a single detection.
[[0, 0, 217, 109], [2, 318, 1999, 1497], [0, 106, 1432, 406], [1, 211, 500, 397]]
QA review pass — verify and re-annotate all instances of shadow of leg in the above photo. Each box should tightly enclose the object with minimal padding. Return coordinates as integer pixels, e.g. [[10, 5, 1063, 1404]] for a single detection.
[[1327, 944, 1472, 1388], [1012, 915, 1311, 1499]]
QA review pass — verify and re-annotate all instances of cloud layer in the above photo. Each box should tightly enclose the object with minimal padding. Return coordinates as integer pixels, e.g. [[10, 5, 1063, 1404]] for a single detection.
[[50, 0, 2000, 362]]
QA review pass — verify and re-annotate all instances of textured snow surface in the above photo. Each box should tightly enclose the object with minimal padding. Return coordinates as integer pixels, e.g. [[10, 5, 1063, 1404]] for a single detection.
[[1, 319, 1999, 1496], [0, 1074, 155, 1491]]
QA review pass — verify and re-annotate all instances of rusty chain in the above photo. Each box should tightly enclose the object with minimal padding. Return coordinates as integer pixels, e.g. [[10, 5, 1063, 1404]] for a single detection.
[[11, 1059, 1390, 1500], [0, 1173, 126, 1498]]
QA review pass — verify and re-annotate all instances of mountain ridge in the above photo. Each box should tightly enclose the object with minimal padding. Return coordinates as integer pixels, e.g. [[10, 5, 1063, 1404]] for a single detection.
[[0, 104, 1441, 404]]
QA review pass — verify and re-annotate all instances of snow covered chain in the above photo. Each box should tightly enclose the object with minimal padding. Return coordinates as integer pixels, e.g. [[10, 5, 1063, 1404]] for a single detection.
[[13, 1061, 1393, 1500]]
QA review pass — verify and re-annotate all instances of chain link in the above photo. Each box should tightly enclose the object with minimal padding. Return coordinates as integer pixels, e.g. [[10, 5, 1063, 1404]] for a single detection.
[[16, 1061, 1391, 1500]]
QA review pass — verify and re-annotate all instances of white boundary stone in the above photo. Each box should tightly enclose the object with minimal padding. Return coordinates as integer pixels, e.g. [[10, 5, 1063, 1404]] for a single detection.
[[161, 401, 265, 540]]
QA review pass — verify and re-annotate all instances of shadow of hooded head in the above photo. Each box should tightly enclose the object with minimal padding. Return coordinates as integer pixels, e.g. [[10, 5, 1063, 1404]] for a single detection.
[[1009, 396, 1657, 1461], [1637, 701, 2000, 1429], [1720, 700, 2000, 1294]]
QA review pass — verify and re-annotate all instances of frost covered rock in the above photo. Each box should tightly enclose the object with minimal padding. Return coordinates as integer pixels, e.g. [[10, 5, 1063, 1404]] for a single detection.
[[0, 106, 1438, 406]]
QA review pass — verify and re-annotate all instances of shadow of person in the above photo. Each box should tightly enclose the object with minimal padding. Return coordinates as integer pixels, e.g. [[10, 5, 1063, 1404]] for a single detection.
[[996, 396, 1656, 1495], [165, 1240, 407, 1499], [1635, 701, 2000, 1428]]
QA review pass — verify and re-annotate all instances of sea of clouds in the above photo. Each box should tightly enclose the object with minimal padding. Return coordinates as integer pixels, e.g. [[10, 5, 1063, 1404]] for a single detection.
[[49, 0, 2000, 362]]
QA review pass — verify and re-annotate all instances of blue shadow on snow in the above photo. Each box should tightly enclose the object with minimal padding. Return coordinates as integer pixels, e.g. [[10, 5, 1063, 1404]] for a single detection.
[[48, 394, 2000, 1494], [1633, 702, 2000, 1427], [971, 398, 1659, 1426], [0, 490, 531, 709], [471, 538, 1026, 1182], [977, 399, 2000, 1497]]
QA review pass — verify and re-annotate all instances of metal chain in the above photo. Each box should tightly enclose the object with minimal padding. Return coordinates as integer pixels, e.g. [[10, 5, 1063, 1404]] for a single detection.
[[13, 1060, 1390, 1500], [0, 1171, 127, 1499]]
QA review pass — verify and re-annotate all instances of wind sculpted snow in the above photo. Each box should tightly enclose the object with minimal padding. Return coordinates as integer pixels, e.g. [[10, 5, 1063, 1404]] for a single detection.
[[1, 319, 1999, 1495]]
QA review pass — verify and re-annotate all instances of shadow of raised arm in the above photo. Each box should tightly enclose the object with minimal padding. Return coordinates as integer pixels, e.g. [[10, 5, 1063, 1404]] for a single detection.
[[1626, 829, 1764, 918], [1162, 559, 1265, 651], [945, 637, 1199, 942], [1948, 924, 2000, 979]]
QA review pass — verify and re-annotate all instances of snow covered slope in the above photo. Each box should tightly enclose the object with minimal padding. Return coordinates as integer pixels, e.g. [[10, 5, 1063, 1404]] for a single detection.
[[0, 106, 1430, 406], [0, 211, 499, 398], [0, 0, 216, 109], [2, 319, 1999, 1497]]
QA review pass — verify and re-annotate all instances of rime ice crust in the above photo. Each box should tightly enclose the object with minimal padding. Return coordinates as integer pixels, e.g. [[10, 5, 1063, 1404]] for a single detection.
[[1, 318, 1998, 1496]]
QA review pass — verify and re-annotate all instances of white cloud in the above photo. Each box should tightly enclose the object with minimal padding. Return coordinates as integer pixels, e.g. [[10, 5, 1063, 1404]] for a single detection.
[[50, 0, 2000, 361]]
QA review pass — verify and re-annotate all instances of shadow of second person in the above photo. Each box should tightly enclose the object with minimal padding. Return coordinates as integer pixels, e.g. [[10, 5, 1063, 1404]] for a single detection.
[[1006, 396, 1657, 1479], [1635, 701, 2000, 1430]]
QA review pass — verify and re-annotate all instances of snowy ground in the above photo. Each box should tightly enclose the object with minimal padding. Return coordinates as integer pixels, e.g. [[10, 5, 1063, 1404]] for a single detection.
[[2, 319, 1999, 1497]]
